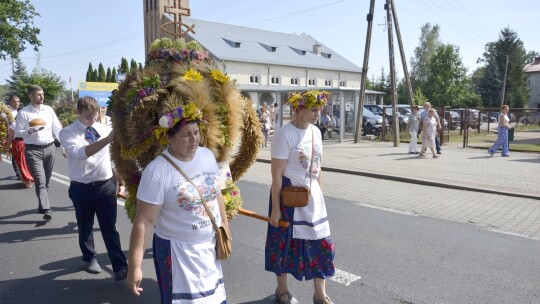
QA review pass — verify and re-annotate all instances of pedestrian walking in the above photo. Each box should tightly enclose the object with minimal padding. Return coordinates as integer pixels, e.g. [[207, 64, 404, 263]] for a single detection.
[[267, 90, 335, 304], [407, 105, 420, 154], [127, 103, 229, 303], [13, 85, 62, 220], [419, 109, 439, 158], [58, 96, 128, 280], [488, 105, 512, 157], [420, 102, 442, 154], [6, 95, 23, 179]]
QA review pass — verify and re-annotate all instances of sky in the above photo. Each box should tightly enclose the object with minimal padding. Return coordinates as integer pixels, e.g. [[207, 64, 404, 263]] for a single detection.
[[1, 0, 539, 89]]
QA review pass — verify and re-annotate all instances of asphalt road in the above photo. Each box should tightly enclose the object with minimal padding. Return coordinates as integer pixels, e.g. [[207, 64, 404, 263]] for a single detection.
[[1, 151, 539, 304]]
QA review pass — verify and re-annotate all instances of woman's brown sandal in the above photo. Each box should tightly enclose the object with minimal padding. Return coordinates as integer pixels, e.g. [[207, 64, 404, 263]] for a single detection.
[[313, 295, 335, 304], [275, 290, 299, 304]]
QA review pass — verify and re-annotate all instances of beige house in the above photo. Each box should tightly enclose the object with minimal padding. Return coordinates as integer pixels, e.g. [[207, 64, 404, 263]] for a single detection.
[[143, 0, 384, 138], [524, 57, 540, 109]]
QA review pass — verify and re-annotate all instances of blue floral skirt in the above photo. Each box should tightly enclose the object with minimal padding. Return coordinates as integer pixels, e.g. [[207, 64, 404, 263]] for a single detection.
[[264, 176, 335, 281]]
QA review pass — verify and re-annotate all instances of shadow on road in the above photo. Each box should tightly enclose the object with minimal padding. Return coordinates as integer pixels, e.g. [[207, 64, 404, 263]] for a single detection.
[[0, 255, 159, 304]]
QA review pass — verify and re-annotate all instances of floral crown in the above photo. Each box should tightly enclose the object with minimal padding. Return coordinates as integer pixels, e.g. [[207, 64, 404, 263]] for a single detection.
[[153, 103, 203, 144], [148, 37, 208, 63], [287, 90, 329, 110]]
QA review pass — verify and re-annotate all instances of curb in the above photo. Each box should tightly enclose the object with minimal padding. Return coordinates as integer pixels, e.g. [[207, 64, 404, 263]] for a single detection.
[[256, 158, 540, 201]]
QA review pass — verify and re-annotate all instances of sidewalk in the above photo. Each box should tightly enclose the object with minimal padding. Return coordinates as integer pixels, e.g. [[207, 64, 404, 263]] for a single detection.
[[257, 137, 540, 200]]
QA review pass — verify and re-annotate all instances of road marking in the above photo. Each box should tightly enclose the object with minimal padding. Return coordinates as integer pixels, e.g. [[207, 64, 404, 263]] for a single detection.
[[355, 203, 418, 217], [330, 268, 361, 286]]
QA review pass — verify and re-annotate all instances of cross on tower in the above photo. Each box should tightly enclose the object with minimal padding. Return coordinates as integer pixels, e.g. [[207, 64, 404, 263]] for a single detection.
[[161, 0, 195, 39]]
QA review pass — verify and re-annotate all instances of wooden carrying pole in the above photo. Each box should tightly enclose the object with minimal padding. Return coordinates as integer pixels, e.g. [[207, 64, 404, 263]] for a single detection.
[[238, 208, 290, 227], [117, 193, 289, 228]]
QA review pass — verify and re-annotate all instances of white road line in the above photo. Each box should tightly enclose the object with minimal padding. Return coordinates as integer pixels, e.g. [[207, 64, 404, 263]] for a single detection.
[[355, 202, 418, 217], [330, 268, 361, 286]]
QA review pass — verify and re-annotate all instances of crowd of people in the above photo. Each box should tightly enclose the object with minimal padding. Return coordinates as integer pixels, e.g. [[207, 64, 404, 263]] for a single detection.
[[1, 86, 336, 304]]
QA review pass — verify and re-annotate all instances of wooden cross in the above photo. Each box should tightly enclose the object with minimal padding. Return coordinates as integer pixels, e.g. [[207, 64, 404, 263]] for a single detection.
[[161, 0, 195, 39]]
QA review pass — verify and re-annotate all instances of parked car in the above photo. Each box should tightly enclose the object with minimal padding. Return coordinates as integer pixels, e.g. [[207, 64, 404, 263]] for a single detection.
[[364, 104, 409, 130], [452, 109, 482, 129], [518, 112, 540, 125], [444, 110, 461, 130], [361, 108, 385, 135]]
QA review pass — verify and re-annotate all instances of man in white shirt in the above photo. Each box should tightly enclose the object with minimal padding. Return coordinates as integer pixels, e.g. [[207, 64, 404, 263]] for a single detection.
[[59, 96, 128, 281], [14, 85, 63, 220], [7, 95, 22, 179]]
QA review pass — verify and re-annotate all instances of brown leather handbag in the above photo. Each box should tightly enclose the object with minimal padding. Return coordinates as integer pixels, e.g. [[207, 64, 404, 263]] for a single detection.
[[161, 153, 232, 260], [281, 126, 315, 208]]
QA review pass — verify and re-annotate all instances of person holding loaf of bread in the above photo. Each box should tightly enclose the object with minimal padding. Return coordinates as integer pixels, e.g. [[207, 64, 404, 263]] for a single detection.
[[14, 85, 63, 221]]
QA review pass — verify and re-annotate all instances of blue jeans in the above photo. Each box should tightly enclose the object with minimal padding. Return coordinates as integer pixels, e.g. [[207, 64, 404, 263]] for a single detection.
[[68, 178, 127, 272]]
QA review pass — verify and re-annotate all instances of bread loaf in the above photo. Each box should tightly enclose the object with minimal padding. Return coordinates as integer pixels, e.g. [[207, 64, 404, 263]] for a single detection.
[[29, 118, 46, 127]]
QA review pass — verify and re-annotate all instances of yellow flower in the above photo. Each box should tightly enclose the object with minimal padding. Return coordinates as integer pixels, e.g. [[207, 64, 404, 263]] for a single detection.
[[210, 69, 229, 83], [182, 68, 203, 81]]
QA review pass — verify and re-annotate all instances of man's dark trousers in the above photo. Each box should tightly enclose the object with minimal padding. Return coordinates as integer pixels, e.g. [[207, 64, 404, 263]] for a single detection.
[[68, 178, 127, 272]]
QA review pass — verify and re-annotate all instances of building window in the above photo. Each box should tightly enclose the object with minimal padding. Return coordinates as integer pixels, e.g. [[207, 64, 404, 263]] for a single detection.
[[324, 80, 332, 87], [271, 76, 280, 85], [339, 80, 346, 87], [249, 74, 260, 84], [290, 77, 299, 86], [308, 78, 316, 86]]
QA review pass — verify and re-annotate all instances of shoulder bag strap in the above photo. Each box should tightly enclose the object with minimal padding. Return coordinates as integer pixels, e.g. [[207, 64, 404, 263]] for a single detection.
[[160, 153, 219, 233], [308, 126, 315, 193]]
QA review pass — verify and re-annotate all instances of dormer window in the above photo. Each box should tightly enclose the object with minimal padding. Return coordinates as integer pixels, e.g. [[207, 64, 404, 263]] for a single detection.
[[290, 77, 299, 86], [271, 76, 280, 85], [260, 43, 277, 52], [324, 80, 332, 87], [321, 52, 332, 59], [308, 78, 316, 87], [339, 80, 346, 87], [223, 38, 241, 48], [289, 46, 307, 55]]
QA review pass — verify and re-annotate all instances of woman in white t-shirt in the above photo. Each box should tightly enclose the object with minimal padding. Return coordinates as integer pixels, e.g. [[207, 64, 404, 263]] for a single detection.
[[266, 90, 335, 304], [127, 103, 229, 304]]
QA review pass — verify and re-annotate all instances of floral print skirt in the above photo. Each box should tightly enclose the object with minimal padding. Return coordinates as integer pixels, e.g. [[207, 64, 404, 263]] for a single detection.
[[264, 177, 335, 281]]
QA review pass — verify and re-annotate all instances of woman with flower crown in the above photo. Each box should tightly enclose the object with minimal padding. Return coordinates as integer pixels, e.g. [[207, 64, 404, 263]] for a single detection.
[[127, 103, 229, 304], [266, 90, 335, 304]]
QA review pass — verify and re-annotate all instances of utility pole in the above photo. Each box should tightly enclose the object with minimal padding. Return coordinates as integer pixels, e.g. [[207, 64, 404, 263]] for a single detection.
[[390, 0, 414, 107], [354, 0, 376, 143], [386, 0, 399, 146], [501, 54, 509, 107]]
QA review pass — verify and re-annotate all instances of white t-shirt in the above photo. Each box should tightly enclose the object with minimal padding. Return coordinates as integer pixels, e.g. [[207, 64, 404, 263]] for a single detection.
[[271, 123, 322, 186], [137, 147, 222, 242], [271, 123, 330, 239]]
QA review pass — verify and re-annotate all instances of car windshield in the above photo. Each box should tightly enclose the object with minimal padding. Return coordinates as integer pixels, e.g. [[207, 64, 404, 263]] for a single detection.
[[363, 108, 376, 118]]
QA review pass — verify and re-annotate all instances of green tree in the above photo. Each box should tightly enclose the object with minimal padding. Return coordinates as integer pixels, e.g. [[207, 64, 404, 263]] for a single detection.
[[111, 67, 117, 83], [0, 0, 41, 60], [413, 88, 428, 106], [6, 57, 30, 103], [105, 67, 111, 82], [91, 69, 98, 82], [138, 63, 143, 72], [476, 28, 529, 108], [410, 23, 441, 92], [98, 63, 106, 82], [120, 57, 129, 74], [424, 44, 480, 108], [130, 59, 137, 72], [86, 63, 93, 81], [372, 67, 391, 102], [54, 99, 77, 126]]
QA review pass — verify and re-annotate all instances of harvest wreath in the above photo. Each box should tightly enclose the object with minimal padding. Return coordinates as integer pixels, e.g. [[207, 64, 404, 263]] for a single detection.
[[108, 38, 263, 221]]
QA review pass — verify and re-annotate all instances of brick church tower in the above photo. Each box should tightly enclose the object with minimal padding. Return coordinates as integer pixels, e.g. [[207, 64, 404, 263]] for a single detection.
[[143, 0, 190, 56]]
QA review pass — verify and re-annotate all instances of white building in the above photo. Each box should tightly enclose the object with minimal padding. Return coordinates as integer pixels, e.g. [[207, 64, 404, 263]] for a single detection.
[[143, 0, 385, 137], [524, 57, 540, 109]]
